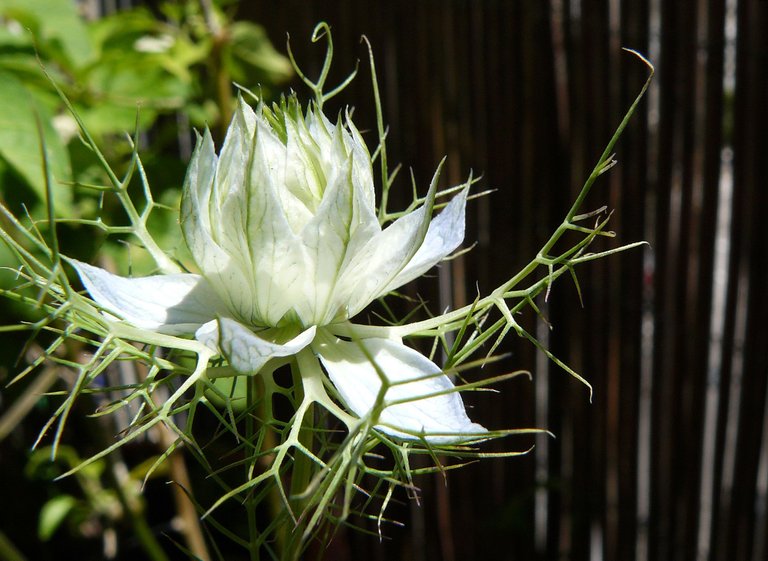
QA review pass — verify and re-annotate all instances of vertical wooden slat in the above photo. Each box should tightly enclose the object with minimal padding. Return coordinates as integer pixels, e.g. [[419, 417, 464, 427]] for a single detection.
[[614, 1, 650, 560], [694, 0, 728, 557], [650, 1, 695, 559], [722, 2, 768, 560]]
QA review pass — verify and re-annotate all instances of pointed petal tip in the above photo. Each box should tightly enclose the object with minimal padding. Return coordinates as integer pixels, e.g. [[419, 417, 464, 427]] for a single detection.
[[317, 336, 484, 444], [200, 318, 316, 374], [377, 186, 469, 296], [69, 259, 221, 335]]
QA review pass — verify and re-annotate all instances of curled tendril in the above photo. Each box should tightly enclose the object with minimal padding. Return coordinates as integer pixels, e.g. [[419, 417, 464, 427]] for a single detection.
[[287, 21, 359, 110]]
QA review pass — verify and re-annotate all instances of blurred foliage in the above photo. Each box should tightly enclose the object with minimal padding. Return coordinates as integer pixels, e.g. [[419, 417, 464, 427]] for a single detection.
[[27, 445, 168, 545], [0, 0, 291, 219]]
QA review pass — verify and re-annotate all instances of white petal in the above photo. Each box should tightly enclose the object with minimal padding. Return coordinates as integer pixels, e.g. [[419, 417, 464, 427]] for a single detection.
[[182, 101, 307, 326], [181, 128, 218, 249], [297, 153, 380, 325], [70, 260, 222, 335], [243, 117, 308, 325], [199, 317, 316, 374], [283, 107, 326, 218], [316, 335, 486, 443], [342, 113, 376, 211], [381, 187, 468, 295], [334, 172, 439, 317], [295, 156, 355, 324], [181, 128, 255, 317], [194, 319, 220, 351], [212, 98, 260, 225]]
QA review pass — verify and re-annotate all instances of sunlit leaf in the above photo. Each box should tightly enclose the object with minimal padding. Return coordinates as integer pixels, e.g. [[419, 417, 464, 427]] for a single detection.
[[38, 494, 77, 541], [0, 0, 94, 67], [226, 21, 293, 85], [0, 70, 72, 213]]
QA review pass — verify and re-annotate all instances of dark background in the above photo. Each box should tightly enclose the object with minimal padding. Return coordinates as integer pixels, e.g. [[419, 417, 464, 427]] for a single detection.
[[244, 1, 767, 560], [3, 1, 768, 560]]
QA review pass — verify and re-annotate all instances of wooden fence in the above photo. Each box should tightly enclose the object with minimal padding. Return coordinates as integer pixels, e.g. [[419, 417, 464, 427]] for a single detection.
[[245, 1, 768, 560]]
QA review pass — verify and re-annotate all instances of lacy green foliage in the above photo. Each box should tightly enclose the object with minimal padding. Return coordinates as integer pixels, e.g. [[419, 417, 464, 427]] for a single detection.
[[0, 19, 653, 561]]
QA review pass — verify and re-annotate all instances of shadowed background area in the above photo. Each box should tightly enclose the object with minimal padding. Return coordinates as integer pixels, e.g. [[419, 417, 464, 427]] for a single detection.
[[243, 2, 767, 560], [1, 1, 767, 560]]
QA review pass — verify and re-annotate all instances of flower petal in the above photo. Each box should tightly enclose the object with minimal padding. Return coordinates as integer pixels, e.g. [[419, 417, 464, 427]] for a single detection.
[[294, 155, 354, 325], [381, 187, 468, 295], [333, 165, 441, 317], [242, 114, 309, 325], [315, 335, 486, 443], [70, 260, 222, 335], [182, 101, 307, 326], [297, 152, 379, 325], [181, 128, 255, 317], [197, 317, 316, 374]]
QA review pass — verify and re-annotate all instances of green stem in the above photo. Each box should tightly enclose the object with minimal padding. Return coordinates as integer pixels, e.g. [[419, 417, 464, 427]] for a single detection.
[[282, 359, 313, 561], [127, 510, 171, 561], [105, 453, 170, 561], [0, 530, 27, 561], [564, 50, 654, 225], [245, 375, 260, 561], [336, 52, 655, 342], [361, 36, 390, 223]]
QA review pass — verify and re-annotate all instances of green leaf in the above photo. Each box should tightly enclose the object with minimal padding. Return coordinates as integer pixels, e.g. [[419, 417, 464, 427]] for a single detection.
[[226, 21, 293, 85], [78, 56, 190, 137], [77, 102, 158, 137], [0, 70, 72, 213], [0, 0, 94, 67], [0, 21, 34, 48], [87, 7, 160, 55], [38, 494, 77, 541]]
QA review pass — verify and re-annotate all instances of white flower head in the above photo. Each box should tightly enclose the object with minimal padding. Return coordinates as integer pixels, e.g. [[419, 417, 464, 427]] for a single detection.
[[73, 95, 485, 443]]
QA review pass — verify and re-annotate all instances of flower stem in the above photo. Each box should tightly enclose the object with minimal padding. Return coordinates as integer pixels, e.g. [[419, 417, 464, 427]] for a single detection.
[[282, 359, 314, 561], [106, 454, 170, 561], [245, 374, 260, 561], [0, 530, 28, 561]]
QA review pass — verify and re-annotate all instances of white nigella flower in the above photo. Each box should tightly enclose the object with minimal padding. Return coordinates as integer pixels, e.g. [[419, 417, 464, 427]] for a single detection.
[[72, 97, 485, 443]]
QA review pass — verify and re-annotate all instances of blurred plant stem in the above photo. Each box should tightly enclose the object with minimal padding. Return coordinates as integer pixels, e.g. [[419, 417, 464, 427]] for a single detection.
[[0, 343, 169, 561], [135, 356, 210, 561], [0, 530, 27, 561], [155, 422, 211, 561], [0, 358, 59, 442], [245, 375, 261, 561], [91, 373, 171, 561], [107, 462, 170, 561]]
